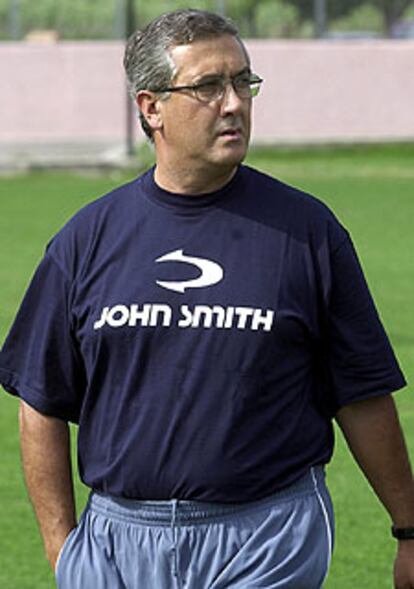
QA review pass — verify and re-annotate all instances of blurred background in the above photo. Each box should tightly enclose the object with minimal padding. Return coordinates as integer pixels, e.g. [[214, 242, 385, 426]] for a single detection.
[[2, 0, 414, 42], [1, 0, 414, 168]]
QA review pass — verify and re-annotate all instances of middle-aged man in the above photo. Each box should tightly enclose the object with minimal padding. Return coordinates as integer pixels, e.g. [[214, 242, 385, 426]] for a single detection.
[[1, 9, 413, 589]]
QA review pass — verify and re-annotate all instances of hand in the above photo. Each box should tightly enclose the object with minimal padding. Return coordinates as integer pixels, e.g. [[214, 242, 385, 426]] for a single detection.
[[45, 526, 76, 573], [394, 541, 414, 588]]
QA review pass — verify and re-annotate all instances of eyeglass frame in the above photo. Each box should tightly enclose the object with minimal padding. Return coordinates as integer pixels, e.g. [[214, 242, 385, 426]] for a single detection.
[[151, 71, 264, 103]]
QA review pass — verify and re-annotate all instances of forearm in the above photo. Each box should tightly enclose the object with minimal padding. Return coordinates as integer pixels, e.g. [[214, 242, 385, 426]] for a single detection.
[[19, 400, 77, 570], [335, 394, 414, 526]]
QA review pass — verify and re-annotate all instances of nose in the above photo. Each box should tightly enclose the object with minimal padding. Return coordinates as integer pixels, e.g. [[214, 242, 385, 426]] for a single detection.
[[219, 81, 245, 115]]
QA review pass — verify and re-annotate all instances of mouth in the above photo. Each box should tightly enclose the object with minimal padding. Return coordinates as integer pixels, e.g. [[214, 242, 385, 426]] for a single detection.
[[218, 128, 243, 141]]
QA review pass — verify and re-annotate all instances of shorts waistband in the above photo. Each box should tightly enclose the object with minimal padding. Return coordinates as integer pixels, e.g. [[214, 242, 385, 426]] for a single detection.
[[88, 466, 326, 526]]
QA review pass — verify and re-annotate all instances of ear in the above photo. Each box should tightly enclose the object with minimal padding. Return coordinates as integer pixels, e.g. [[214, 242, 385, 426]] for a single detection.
[[136, 91, 163, 133]]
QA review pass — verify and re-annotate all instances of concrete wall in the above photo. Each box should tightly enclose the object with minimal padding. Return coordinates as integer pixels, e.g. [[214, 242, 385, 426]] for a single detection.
[[1, 39, 413, 146], [251, 40, 414, 143], [1, 42, 126, 144]]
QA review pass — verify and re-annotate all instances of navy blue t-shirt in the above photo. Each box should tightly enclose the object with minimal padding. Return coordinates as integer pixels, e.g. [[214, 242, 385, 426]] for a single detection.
[[0, 165, 406, 501]]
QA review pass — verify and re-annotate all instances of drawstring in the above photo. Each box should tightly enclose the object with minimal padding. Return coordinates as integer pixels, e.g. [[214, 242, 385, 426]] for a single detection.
[[171, 499, 183, 588]]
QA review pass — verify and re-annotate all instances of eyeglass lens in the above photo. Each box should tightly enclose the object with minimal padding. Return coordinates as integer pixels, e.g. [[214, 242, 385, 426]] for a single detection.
[[196, 76, 262, 102]]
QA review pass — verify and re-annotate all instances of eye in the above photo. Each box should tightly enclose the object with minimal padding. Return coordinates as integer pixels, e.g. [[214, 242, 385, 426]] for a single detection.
[[233, 75, 252, 90], [234, 74, 263, 98], [195, 80, 222, 100]]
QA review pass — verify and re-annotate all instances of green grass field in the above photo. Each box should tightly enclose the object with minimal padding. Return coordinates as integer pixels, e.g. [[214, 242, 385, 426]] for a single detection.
[[0, 144, 413, 588]]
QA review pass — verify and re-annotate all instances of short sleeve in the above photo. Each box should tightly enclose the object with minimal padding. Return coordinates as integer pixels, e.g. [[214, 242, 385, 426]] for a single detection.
[[323, 236, 406, 413], [0, 252, 86, 422]]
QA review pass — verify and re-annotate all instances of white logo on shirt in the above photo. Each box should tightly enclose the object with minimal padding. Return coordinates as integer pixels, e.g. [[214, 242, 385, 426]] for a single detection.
[[93, 303, 275, 332], [155, 249, 224, 293], [92, 249, 275, 332]]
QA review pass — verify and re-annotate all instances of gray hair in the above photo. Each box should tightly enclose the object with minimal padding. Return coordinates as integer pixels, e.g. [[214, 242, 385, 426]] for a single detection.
[[123, 9, 247, 140]]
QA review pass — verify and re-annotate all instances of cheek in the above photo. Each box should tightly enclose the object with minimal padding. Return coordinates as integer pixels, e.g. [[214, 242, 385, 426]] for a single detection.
[[181, 112, 217, 144], [163, 109, 191, 143], [162, 101, 218, 148], [243, 102, 252, 125]]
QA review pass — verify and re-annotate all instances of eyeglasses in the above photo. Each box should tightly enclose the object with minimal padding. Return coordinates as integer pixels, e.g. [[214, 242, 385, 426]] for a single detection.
[[154, 73, 264, 103]]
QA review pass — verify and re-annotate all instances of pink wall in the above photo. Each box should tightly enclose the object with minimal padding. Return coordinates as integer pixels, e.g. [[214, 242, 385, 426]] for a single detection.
[[251, 40, 414, 143], [1, 39, 413, 145], [1, 42, 126, 143]]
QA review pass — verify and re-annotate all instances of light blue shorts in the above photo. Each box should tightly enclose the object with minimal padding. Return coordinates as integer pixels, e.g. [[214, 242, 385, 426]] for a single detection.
[[56, 466, 334, 588]]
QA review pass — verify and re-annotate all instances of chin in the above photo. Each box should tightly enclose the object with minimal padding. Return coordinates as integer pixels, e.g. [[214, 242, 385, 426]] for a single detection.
[[214, 145, 248, 167]]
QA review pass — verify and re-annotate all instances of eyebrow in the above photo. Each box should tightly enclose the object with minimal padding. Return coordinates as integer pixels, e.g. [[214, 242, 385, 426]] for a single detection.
[[194, 67, 251, 84]]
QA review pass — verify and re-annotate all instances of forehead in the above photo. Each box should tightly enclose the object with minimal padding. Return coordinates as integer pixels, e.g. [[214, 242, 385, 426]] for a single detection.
[[169, 35, 250, 81]]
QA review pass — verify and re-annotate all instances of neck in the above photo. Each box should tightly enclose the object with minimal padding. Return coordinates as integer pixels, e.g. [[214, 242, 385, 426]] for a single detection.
[[154, 160, 238, 195]]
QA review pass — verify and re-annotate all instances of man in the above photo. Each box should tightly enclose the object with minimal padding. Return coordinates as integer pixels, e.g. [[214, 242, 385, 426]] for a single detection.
[[0, 8, 413, 589]]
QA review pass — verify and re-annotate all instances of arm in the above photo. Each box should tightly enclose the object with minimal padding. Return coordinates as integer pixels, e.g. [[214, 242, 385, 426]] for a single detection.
[[19, 400, 77, 572], [336, 394, 414, 588]]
